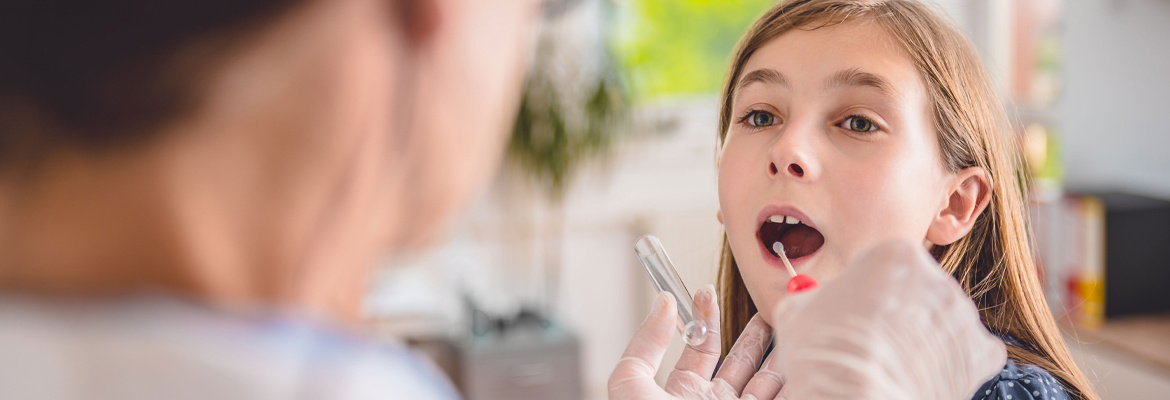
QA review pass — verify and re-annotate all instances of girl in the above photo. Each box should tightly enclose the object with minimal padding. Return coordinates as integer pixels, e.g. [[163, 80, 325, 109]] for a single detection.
[[712, 1, 1097, 399]]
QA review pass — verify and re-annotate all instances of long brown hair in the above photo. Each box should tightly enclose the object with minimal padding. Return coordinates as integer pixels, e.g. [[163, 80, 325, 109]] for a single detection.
[[713, 1, 1097, 399]]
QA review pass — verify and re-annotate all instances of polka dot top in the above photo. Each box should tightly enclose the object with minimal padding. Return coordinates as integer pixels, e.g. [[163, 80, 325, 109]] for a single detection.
[[972, 359, 1071, 400]]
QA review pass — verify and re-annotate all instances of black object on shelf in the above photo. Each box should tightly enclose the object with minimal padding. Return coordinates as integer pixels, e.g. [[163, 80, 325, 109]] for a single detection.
[[1090, 192, 1170, 318]]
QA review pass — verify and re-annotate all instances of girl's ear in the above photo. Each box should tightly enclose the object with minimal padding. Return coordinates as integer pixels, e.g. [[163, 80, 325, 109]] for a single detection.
[[717, 210, 724, 224], [926, 167, 992, 246]]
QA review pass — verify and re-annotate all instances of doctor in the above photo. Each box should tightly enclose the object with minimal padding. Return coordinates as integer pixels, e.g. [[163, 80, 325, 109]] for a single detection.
[[0, 0, 1002, 399]]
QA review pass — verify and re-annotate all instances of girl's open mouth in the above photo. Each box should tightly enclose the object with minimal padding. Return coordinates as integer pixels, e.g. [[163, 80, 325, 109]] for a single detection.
[[758, 213, 825, 261]]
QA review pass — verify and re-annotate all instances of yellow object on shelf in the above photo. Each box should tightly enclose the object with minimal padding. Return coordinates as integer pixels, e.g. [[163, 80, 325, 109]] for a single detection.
[[1069, 196, 1106, 329]]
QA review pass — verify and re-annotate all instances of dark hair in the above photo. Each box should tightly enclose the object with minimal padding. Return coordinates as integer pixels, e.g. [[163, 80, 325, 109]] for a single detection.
[[0, 1, 300, 160]]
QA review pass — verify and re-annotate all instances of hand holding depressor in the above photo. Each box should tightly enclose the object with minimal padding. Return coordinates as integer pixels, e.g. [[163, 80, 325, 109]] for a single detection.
[[769, 239, 1007, 400]]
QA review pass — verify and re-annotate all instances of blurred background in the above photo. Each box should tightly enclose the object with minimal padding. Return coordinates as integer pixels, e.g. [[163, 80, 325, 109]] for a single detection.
[[366, 1, 1170, 399]]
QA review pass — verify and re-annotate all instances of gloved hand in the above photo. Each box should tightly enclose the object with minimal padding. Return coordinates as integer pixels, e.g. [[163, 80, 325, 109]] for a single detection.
[[608, 284, 785, 400], [609, 240, 1006, 400], [767, 239, 1007, 399]]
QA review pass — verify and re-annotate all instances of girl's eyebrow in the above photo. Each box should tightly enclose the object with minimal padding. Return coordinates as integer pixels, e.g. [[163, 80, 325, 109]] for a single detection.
[[735, 67, 898, 99], [825, 68, 898, 98], [737, 68, 789, 92]]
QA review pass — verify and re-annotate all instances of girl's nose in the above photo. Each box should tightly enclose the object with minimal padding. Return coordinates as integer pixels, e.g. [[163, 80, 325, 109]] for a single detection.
[[769, 162, 804, 178], [766, 121, 819, 181]]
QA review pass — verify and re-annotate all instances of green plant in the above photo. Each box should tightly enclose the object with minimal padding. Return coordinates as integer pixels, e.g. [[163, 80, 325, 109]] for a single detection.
[[507, 35, 628, 201], [616, 0, 775, 98]]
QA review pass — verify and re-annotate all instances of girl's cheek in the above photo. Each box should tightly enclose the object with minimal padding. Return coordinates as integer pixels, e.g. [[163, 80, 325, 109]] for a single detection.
[[834, 166, 932, 259], [826, 166, 901, 252]]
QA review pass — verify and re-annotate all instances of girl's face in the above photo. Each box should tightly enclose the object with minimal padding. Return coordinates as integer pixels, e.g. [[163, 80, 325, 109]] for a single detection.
[[717, 20, 953, 320]]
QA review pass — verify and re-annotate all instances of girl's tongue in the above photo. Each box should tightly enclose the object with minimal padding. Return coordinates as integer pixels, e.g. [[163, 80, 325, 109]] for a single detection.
[[760, 219, 825, 259]]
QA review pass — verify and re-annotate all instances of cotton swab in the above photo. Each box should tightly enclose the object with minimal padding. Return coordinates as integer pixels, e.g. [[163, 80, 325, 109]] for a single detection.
[[773, 242, 819, 293]]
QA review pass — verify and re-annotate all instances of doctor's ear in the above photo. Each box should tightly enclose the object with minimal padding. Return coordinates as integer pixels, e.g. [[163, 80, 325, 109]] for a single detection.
[[926, 167, 991, 246], [392, 0, 441, 49], [716, 210, 724, 224]]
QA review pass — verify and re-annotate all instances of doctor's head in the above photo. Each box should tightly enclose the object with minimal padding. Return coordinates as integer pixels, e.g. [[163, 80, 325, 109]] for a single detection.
[[0, 0, 537, 317]]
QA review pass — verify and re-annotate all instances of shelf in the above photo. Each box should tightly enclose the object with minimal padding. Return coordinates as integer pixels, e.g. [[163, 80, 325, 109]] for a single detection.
[[1063, 313, 1170, 378]]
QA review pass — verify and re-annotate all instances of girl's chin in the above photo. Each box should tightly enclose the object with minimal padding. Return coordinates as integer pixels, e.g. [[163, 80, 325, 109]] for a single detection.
[[743, 286, 789, 320], [755, 300, 781, 327]]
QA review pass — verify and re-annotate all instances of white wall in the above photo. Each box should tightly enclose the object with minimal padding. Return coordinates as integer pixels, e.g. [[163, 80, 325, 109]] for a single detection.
[[1056, 0, 1170, 198], [557, 97, 723, 400]]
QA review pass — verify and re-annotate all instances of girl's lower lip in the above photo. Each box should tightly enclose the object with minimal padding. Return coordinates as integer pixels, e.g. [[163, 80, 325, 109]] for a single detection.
[[757, 240, 820, 271]]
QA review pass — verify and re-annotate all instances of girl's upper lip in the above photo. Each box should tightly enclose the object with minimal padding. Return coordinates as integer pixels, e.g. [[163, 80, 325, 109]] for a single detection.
[[756, 205, 818, 231]]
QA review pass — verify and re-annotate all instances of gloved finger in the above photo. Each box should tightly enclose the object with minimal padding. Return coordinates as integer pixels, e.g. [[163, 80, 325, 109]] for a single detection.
[[766, 288, 817, 374], [608, 292, 676, 398], [664, 284, 722, 396], [768, 290, 815, 338], [756, 290, 819, 400], [973, 329, 1008, 385], [711, 313, 772, 393], [846, 239, 949, 300], [773, 385, 792, 400], [739, 342, 784, 400]]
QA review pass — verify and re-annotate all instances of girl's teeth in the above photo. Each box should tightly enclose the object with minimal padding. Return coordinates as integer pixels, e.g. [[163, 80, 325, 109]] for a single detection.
[[768, 214, 803, 225]]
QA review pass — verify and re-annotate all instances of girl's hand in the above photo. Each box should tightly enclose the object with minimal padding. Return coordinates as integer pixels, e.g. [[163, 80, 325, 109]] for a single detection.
[[608, 285, 788, 400], [768, 239, 1007, 400]]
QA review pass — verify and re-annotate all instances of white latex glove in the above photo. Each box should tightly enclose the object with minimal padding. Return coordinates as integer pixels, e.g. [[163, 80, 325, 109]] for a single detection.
[[609, 284, 786, 400], [767, 240, 1007, 400]]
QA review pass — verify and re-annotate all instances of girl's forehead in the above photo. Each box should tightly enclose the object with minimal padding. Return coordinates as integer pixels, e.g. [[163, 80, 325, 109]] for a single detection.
[[739, 20, 924, 100]]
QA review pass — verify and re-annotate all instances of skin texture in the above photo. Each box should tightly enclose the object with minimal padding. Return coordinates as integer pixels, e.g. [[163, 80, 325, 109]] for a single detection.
[[0, 0, 538, 322], [716, 20, 988, 322]]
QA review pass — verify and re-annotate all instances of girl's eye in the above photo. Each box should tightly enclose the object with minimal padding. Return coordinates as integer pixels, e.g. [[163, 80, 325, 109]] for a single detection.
[[746, 110, 778, 127], [841, 115, 877, 133]]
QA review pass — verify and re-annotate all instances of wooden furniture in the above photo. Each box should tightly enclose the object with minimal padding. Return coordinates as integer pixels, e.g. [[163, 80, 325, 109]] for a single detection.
[[1061, 314, 1170, 399]]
